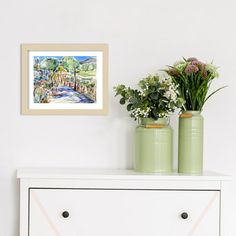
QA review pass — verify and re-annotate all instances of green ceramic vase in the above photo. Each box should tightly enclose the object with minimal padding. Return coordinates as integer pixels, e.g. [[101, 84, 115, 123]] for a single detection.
[[135, 118, 173, 173], [178, 111, 203, 174]]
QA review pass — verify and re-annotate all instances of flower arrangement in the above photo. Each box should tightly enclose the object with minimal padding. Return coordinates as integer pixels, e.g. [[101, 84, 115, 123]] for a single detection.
[[164, 57, 225, 111], [114, 74, 183, 120]]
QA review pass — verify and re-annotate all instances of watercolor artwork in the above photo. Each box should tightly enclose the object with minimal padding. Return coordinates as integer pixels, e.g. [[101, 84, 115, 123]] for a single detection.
[[21, 44, 108, 115], [33, 55, 97, 104]]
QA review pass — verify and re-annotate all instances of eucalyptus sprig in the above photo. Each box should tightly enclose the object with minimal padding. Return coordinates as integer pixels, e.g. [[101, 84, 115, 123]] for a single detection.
[[114, 74, 183, 121]]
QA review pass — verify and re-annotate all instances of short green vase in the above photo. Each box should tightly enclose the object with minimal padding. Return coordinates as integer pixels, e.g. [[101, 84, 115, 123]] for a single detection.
[[178, 111, 203, 174], [135, 118, 173, 173]]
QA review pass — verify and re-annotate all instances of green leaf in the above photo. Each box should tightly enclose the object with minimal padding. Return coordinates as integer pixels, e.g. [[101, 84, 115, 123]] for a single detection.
[[120, 98, 126, 105], [151, 108, 158, 119], [130, 97, 139, 104], [150, 93, 159, 100], [127, 104, 133, 111]]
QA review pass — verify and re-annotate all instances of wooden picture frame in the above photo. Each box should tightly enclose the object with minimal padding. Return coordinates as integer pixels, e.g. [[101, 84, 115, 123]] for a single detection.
[[21, 44, 108, 115]]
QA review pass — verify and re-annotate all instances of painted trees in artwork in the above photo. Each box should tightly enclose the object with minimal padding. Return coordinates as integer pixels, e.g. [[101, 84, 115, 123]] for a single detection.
[[62, 56, 80, 91], [40, 58, 59, 88]]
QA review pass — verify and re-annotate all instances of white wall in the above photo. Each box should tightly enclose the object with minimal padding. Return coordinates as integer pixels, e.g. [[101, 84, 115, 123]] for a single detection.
[[0, 0, 235, 235]]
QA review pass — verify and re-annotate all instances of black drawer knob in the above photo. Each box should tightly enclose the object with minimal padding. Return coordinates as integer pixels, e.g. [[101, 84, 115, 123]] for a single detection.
[[181, 212, 188, 219], [62, 211, 69, 218]]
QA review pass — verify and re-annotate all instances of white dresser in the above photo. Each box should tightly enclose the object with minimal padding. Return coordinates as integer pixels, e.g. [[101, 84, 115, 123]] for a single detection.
[[17, 168, 230, 236]]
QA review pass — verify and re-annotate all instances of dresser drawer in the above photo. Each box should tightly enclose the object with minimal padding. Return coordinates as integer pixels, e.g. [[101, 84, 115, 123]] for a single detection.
[[29, 188, 220, 236]]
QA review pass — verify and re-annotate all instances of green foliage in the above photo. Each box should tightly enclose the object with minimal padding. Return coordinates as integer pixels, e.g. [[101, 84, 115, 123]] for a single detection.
[[81, 63, 95, 72], [78, 70, 96, 77], [88, 64, 95, 71], [164, 57, 226, 111], [114, 74, 183, 121], [62, 56, 80, 72], [81, 64, 89, 71], [40, 58, 59, 72]]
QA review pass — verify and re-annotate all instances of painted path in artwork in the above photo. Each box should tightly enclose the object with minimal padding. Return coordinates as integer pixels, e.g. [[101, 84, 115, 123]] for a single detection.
[[49, 86, 94, 103]]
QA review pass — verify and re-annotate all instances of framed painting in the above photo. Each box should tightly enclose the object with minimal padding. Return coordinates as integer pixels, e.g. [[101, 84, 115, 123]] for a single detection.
[[21, 44, 108, 115]]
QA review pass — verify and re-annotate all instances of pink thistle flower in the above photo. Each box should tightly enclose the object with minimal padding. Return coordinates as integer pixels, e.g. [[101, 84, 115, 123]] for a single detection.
[[191, 60, 204, 67], [184, 64, 199, 75], [191, 61, 208, 79]]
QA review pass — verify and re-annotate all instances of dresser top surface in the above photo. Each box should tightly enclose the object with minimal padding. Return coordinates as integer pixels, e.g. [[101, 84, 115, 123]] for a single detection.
[[17, 168, 230, 181]]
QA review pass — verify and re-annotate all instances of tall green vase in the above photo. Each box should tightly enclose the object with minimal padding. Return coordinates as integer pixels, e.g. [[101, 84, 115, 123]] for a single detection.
[[135, 118, 173, 173], [178, 111, 203, 174]]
